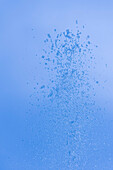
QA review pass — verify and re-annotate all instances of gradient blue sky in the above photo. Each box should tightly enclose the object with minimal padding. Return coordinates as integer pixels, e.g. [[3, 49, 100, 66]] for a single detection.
[[0, 0, 113, 169]]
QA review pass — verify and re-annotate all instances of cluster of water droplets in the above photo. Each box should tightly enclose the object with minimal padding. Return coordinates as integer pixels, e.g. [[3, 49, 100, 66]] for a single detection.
[[39, 23, 98, 104], [34, 23, 99, 169]]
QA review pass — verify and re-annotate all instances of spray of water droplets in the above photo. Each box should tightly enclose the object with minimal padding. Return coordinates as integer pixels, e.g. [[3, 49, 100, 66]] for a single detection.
[[33, 23, 100, 169]]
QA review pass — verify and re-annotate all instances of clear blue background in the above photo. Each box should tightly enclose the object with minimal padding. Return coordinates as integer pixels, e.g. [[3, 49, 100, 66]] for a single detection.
[[0, 0, 113, 169]]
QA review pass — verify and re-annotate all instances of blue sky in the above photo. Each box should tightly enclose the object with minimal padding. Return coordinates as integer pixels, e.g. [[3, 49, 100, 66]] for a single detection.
[[0, 0, 113, 169]]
